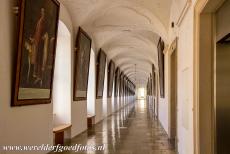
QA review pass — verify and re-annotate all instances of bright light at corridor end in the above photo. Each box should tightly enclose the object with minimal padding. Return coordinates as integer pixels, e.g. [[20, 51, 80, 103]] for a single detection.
[[137, 88, 146, 100]]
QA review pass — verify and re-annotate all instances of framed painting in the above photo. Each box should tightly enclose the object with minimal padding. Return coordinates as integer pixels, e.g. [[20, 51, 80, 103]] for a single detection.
[[152, 64, 156, 97], [12, 0, 60, 106], [73, 27, 92, 101], [96, 49, 106, 99], [114, 68, 120, 97], [149, 77, 151, 96], [124, 77, 127, 97], [126, 80, 128, 97], [124, 78, 126, 97], [119, 72, 124, 97], [107, 60, 115, 98], [128, 80, 131, 96], [147, 78, 149, 96], [150, 74, 153, 96], [127, 79, 130, 96], [157, 37, 165, 98], [122, 75, 126, 97]]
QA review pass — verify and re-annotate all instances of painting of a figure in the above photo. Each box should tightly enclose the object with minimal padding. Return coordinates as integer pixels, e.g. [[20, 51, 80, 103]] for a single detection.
[[124, 77, 127, 96], [96, 49, 106, 99], [152, 64, 156, 96], [114, 68, 120, 97], [119, 73, 124, 97], [13, 0, 60, 106], [157, 38, 165, 98], [73, 27, 92, 101], [107, 60, 115, 98]]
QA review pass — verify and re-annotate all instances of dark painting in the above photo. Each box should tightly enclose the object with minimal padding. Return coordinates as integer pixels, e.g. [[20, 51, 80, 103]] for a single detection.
[[114, 68, 120, 97], [152, 64, 156, 96], [124, 77, 127, 97], [73, 27, 92, 101], [96, 49, 106, 98], [107, 60, 115, 98], [157, 38, 165, 98], [13, 0, 60, 106], [128, 80, 131, 96], [150, 74, 153, 96], [119, 72, 124, 97], [147, 78, 149, 96]]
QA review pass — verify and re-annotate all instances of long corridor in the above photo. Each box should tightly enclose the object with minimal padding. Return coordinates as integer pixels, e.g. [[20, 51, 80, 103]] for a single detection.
[[51, 100, 175, 154]]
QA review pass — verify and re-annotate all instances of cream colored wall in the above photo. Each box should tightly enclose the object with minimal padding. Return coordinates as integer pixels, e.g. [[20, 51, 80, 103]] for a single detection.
[[87, 49, 96, 116], [158, 0, 195, 154], [0, 0, 89, 150], [177, 8, 194, 154], [111, 82, 116, 113], [107, 98, 112, 116], [0, 0, 198, 153], [60, 1, 89, 139], [103, 60, 108, 118], [158, 49, 169, 135], [95, 99, 103, 123], [0, 1, 136, 153], [53, 21, 72, 126], [71, 101, 87, 138], [0, 1, 75, 154]]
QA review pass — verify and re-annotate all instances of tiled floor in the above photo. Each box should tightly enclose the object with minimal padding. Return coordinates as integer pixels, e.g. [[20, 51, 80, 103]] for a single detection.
[[50, 100, 176, 154]]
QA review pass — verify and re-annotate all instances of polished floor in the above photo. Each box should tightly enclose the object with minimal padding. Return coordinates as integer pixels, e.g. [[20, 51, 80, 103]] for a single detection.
[[51, 100, 176, 154]]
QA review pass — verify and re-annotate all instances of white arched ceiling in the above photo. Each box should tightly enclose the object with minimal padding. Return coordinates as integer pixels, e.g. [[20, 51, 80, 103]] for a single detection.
[[61, 0, 172, 86]]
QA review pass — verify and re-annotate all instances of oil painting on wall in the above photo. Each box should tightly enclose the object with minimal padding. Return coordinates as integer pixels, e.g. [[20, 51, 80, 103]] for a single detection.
[[13, 0, 60, 106], [107, 60, 115, 98], [152, 64, 156, 96], [115, 68, 120, 97], [73, 27, 92, 101], [96, 49, 106, 99], [119, 73, 124, 97], [157, 38, 165, 98]]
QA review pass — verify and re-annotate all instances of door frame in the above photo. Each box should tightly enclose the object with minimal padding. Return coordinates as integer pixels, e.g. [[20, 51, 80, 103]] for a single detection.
[[193, 0, 225, 153], [168, 38, 178, 150]]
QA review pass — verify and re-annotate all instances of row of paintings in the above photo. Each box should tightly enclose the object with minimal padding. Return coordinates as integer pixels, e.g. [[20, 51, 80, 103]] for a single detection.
[[147, 64, 156, 96], [12, 0, 135, 106]]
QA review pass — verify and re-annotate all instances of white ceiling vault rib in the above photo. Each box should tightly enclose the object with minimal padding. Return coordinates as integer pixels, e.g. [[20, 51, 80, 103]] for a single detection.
[[61, 0, 172, 86]]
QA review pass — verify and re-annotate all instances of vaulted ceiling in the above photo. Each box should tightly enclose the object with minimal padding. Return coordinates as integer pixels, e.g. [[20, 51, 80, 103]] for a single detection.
[[61, 0, 172, 87]]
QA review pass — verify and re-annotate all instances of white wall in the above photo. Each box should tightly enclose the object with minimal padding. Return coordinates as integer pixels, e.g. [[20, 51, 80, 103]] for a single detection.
[[103, 60, 108, 118], [71, 101, 87, 138], [111, 81, 116, 113], [158, 51, 169, 135], [157, 0, 195, 154], [107, 98, 112, 116], [0, 0, 88, 152], [87, 49, 96, 116], [0, 1, 65, 154], [58, 2, 88, 140], [107, 80, 113, 115], [177, 8, 194, 154], [0, 1, 198, 154], [53, 21, 71, 126], [0, 1, 131, 154], [95, 99, 103, 123]]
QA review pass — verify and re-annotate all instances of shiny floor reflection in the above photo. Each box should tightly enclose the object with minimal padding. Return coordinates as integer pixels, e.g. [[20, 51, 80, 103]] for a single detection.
[[51, 100, 175, 154]]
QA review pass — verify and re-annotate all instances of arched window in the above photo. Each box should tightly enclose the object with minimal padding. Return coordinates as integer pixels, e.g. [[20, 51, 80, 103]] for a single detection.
[[53, 21, 71, 126]]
